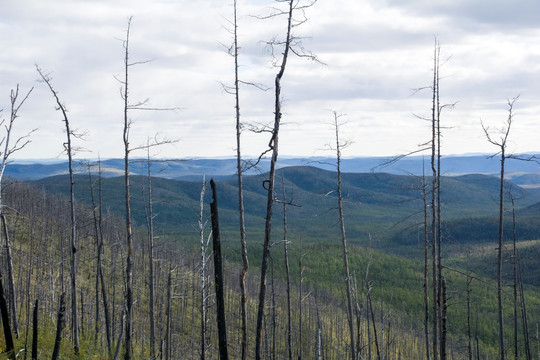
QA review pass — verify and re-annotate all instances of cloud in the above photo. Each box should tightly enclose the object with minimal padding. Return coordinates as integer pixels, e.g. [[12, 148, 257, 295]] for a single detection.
[[0, 0, 539, 160]]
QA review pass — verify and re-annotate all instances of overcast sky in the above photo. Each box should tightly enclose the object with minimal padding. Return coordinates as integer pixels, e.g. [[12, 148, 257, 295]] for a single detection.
[[1, 0, 540, 160]]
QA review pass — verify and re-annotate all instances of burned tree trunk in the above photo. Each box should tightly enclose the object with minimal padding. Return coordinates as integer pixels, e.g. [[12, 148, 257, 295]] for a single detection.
[[210, 179, 228, 360], [51, 292, 66, 360], [0, 271, 14, 357]]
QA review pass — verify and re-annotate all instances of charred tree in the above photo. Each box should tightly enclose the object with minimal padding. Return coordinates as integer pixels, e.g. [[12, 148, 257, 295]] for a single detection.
[[31, 299, 38, 360], [0, 271, 14, 358], [51, 292, 66, 360], [210, 179, 229, 360]]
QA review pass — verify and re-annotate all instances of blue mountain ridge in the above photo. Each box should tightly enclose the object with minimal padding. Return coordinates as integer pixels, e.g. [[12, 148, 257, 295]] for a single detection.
[[6, 154, 540, 184]]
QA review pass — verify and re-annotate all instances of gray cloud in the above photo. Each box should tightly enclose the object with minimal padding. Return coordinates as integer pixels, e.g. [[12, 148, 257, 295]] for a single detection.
[[0, 0, 539, 160]]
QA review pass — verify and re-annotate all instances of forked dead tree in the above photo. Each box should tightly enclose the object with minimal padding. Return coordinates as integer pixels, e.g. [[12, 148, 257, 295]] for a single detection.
[[254, 1, 319, 358], [221, 1, 250, 356], [481, 96, 519, 360], [328, 111, 356, 359], [0, 84, 34, 339]]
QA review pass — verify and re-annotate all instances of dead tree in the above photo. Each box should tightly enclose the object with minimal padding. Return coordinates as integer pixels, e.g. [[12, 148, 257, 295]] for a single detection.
[[143, 145, 157, 360], [281, 178, 293, 360], [51, 292, 66, 360], [329, 111, 356, 359], [87, 160, 112, 356], [232, 2, 250, 357], [31, 299, 38, 360], [117, 17, 176, 359], [210, 179, 229, 360], [120, 18, 135, 359], [36, 66, 81, 354], [254, 2, 319, 358], [0, 271, 14, 358], [430, 43, 440, 360], [481, 96, 519, 360], [165, 267, 172, 360], [198, 179, 209, 360], [422, 164, 430, 360], [0, 85, 33, 339]]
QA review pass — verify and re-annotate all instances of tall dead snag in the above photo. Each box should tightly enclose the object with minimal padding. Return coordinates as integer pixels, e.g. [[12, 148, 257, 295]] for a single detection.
[[198, 178, 209, 360], [254, 2, 319, 358], [430, 42, 440, 360], [329, 111, 355, 359], [210, 179, 229, 360], [281, 178, 293, 360], [117, 18, 176, 359], [0, 271, 14, 358], [421, 164, 430, 360], [36, 66, 80, 354], [231, 1, 249, 357], [165, 267, 172, 360], [117, 19, 177, 356], [0, 84, 33, 339], [509, 190, 519, 360], [121, 18, 135, 360], [482, 96, 518, 360], [87, 160, 112, 356], [143, 146, 157, 360]]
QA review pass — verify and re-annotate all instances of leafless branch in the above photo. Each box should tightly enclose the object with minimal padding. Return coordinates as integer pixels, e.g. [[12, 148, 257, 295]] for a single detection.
[[371, 146, 431, 172]]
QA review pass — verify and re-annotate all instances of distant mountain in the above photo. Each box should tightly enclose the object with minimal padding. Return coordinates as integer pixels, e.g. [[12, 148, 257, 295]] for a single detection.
[[30, 165, 540, 245], [7, 153, 540, 181]]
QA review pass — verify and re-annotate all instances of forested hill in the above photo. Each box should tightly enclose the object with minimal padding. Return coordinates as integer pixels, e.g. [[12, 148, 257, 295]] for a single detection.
[[12, 164, 540, 358], [31, 165, 540, 246], [9, 153, 540, 181]]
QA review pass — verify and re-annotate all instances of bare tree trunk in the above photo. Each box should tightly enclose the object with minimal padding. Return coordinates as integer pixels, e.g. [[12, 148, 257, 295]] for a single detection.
[[165, 267, 172, 360], [210, 179, 229, 360], [511, 194, 519, 360], [113, 309, 126, 360], [88, 161, 112, 356], [441, 277, 447, 360], [332, 111, 356, 360], [368, 291, 381, 360], [230, 2, 250, 358], [0, 271, 14, 358], [482, 98, 517, 360], [298, 242, 304, 360], [270, 258, 277, 360], [282, 180, 293, 360], [435, 44, 445, 360], [422, 167, 431, 360], [518, 258, 532, 360], [199, 179, 208, 360], [0, 214, 18, 338], [145, 150, 157, 360], [254, 2, 317, 357], [51, 292, 66, 360], [497, 145, 506, 360], [431, 42, 439, 360], [35, 67, 79, 354], [255, 2, 293, 357], [122, 18, 134, 360], [0, 85, 33, 339], [467, 277, 472, 360], [31, 299, 38, 360]]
